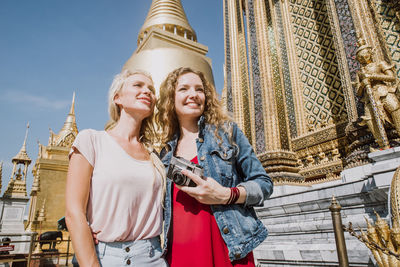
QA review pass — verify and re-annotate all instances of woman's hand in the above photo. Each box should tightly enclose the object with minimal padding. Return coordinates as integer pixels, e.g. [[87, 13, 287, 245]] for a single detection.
[[176, 170, 231, 205], [92, 230, 101, 245]]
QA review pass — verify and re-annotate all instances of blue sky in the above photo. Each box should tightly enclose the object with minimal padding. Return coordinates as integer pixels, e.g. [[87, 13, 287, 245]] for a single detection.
[[0, 0, 224, 193]]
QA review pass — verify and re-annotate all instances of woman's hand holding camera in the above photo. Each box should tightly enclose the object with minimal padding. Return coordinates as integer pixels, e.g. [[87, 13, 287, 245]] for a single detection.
[[177, 170, 231, 205]]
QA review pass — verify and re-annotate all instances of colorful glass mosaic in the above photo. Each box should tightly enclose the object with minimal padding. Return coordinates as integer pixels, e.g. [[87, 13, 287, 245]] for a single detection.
[[374, 0, 400, 79], [246, 0, 266, 153], [333, 0, 359, 81], [289, 0, 347, 128], [274, 0, 298, 138], [265, 0, 290, 150], [236, 0, 252, 140], [333, 0, 363, 116], [224, 0, 233, 113]]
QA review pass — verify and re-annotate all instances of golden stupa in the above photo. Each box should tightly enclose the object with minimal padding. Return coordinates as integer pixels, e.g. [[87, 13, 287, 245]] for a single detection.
[[3, 124, 31, 198], [123, 0, 214, 91]]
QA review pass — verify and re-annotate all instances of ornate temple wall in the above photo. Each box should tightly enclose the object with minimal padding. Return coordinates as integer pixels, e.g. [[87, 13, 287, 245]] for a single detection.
[[224, 0, 400, 181], [224, 0, 400, 265]]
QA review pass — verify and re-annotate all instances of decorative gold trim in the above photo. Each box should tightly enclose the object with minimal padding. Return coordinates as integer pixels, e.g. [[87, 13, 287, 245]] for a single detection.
[[292, 122, 347, 151]]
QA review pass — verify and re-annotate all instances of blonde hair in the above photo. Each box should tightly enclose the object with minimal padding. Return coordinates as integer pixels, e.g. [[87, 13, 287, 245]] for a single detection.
[[105, 69, 157, 146], [156, 67, 231, 146], [105, 69, 166, 205], [147, 145, 167, 209]]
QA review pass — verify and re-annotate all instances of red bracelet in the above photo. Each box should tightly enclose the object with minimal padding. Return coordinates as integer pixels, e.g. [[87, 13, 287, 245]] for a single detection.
[[227, 187, 240, 204], [231, 187, 240, 204]]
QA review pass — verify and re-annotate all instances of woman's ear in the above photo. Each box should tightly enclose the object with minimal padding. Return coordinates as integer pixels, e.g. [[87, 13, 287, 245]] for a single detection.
[[114, 92, 122, 105]]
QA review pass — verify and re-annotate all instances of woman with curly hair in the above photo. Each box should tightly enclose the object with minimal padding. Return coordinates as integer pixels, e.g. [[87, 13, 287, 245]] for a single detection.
[[65, 70, 167, 267], [156, 67, 273, 267]]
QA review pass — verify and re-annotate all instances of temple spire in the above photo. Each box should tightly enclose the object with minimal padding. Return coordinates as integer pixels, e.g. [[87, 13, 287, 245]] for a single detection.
[[69, 91, 75, 115], [138, 0, 197, 44], [124, 0, 214, 91], [60, 92, 77, 133], [49, 93, 78, 147], [13, 123, 31, 163], [4, 123, 31, 198]]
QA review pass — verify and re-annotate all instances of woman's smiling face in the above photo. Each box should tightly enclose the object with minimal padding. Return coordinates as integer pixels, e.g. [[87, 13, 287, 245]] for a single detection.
[[174, 72, 206, 121], [114, 73, 156, 119]]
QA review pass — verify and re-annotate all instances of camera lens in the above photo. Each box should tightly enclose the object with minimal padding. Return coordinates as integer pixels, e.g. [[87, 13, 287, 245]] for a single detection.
[[173, 172, 186, 186]]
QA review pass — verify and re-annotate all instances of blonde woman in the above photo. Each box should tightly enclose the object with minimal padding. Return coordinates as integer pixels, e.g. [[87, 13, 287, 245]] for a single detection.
[[156, 67, 273, 267], [65, 70, 167, 267]]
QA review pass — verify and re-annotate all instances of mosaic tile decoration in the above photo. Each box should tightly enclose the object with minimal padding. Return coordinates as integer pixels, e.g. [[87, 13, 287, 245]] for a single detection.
[[247, 0, 266, 153], [236, 0, 252, 139], [333, 0, 359, 81], [274, 0, 298, 138], [224, 0, 233, 113], [289, 0, 347, 127], [374, 0, 400, 79], [333, 0, 363, 116], [265, 0, 290, 150]]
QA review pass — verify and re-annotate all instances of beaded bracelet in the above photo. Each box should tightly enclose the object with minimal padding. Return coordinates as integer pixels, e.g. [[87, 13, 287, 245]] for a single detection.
[[227, 187, 240, 205]]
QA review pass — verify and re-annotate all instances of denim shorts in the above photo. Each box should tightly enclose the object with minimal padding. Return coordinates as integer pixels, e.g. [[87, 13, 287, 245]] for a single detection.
[[73, 236, 167, 267]]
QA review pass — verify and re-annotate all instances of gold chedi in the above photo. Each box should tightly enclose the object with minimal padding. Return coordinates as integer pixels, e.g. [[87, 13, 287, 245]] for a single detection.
[[123, 0, 214, 92]]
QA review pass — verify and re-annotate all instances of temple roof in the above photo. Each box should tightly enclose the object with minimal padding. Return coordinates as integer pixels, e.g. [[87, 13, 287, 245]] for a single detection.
[[138, 0, 197, 43], [49, 93, 78, 147]]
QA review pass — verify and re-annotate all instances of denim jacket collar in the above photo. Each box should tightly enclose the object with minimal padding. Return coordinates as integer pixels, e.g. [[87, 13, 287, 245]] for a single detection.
[[197, 115, 206, 138]]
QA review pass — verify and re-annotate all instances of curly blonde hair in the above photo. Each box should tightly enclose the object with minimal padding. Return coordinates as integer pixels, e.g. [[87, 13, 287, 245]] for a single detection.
[[105, 69, 157, 147], [156, 67, 231, 146]]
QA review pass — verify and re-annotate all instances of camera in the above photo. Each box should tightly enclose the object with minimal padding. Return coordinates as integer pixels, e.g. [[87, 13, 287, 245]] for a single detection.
[[167, 156, 204, 187]]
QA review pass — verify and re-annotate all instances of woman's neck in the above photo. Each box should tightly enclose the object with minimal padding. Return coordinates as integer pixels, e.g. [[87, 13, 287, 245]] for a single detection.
[[178, 117, 199, 140], [175, 117, 200, 160], [109, 112, 142, 142]]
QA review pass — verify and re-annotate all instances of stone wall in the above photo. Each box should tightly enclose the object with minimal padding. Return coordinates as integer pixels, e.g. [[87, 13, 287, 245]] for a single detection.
[[254, 147, 400, 266]]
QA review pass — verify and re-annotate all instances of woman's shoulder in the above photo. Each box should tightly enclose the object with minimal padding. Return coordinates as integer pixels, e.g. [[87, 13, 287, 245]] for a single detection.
[[75, 129, 105, 142], [70, 129, 104, 162], [205, 120, 237, 134], [77, 128, 104, 136]]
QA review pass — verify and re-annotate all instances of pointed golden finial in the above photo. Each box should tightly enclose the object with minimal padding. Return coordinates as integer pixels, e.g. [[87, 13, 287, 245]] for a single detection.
[[70, 91, 75, 115], [53, 93, 78, 147], [12, 123, 31, 163], [138, 0, 197, 44], [374, 210, 390, 241], [329, 195, 342, 212], [365, 216, 374, 231], [0, 161, 2, 191], [22, 122, 29, 151], [374, 210, 388, 228]]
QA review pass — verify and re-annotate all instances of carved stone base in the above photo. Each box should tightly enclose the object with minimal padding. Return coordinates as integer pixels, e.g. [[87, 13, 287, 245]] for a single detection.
[[345, 122, 400, 169], [258, 151, 303, 182], [344, 122, 375, 168]]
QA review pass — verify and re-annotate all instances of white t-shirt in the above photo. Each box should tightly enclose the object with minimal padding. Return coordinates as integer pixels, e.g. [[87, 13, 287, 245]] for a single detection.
[[70, 129, 163, 242]]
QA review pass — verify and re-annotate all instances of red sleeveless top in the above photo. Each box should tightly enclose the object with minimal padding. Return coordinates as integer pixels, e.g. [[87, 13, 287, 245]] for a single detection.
[[166, 156, 255, 267]]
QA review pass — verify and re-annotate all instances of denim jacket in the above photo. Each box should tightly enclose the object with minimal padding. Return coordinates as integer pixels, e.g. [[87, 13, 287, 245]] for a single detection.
[[160, 117, 273, 261]]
